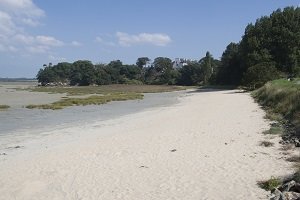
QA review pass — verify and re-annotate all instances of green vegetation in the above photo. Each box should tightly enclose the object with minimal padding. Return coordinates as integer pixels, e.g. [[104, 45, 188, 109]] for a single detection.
[[253, 79, 300, 186], [258, 176, 282, 191], [253, 79, 300, 134], [36, 51, 220, 87], [27, 84, 190, 96], [26, 93, 144, 110], [263, 124, 284, 135], [35, 7, 300, 89], [0, 105, 9, 110], [216, 7, 300, 89], [25, 84, 191, 110]]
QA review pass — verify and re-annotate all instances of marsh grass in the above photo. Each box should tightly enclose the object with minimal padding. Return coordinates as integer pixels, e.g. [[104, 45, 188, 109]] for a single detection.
[[26, 93, 144, 110], [0, 105, 9, 110], [257, 176, 282, 191], [25, 85, 191, 96]]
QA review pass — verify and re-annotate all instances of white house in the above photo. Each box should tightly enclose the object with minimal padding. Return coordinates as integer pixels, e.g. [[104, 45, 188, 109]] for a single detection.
[[173, 58, 188, 69]]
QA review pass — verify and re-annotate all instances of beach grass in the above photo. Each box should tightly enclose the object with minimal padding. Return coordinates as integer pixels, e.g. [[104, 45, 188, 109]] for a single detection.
[[253, 78, 300, 187], [0, 105, 10, 110], [257, 176, 282, 191], [26, 93, 144, 110], [252, 78, 300, 129]]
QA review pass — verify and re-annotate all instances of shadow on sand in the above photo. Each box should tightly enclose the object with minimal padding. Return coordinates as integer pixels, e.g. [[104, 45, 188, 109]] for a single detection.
[[187, 86, 248, 94]]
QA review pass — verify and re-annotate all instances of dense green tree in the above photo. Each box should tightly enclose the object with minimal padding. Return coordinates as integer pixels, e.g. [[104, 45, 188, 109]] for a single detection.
[[177, 62, 202, 85], [242, 62, 280, 89], [36, 66, 57, 86], [70, 60, 96, 86], [136, 57, 150, 69], [199, 51, 214, 84], [217, 6, 300, 87], [152, 57, 174, 84], [95, 64, 111, 85], [216, 43, 242, 85]]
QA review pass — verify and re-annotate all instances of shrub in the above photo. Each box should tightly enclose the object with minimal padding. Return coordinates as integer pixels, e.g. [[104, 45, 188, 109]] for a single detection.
[[243, 62, 280, 89], [258, 176, 281, 191]]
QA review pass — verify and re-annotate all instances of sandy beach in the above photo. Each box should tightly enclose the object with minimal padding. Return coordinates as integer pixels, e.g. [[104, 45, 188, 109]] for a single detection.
[[0, 89, 296, 200]]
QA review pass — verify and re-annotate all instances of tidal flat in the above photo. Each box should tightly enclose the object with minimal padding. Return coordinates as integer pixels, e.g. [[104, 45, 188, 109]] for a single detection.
[[0, 82, 188, 148]]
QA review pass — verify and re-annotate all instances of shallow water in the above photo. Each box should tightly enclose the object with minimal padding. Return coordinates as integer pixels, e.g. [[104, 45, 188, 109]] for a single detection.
[[0, 91, 185, 147]]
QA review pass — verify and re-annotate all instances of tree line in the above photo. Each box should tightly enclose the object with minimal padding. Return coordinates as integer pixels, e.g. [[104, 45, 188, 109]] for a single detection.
[[37, 6, 300, 88], [215, 6, 300, 88], [37, 53, 219, 86]]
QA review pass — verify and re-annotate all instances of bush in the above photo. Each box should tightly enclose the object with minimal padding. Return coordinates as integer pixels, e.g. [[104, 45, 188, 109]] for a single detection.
[[253, 79, 300, 131], [243, 62, 280, 89], [258, 176, 281, 191]]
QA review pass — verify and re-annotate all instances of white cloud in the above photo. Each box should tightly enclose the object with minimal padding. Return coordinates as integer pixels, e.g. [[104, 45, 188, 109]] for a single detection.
[[0, 11, 17, 36], [0, 0, 45, 19], [48, 55, 66, 62], [95, 36, 116, 46], [36, 35, 64, 47], [71, 41, 82, 46], [95, 36, 103, 43], [116, 32, 171, 47], [26, 45, 48, 54], [0, 0, 64, 55], [13, 34, 34, 44]]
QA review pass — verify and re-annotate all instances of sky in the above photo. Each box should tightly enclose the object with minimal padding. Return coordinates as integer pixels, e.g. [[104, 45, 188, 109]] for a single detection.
[[0, 0, 299, 78]]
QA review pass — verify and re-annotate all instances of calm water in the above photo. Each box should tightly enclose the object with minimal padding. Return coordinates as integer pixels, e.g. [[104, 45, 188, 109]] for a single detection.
[[0, 91, 185, 138]]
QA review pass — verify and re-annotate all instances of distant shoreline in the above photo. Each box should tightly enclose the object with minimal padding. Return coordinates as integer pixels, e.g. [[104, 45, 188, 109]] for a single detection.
[[0, 78, 37, 82]]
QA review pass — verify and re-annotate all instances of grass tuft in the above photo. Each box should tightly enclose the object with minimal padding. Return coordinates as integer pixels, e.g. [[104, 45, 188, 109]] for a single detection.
[[257, 176, 282, 191]]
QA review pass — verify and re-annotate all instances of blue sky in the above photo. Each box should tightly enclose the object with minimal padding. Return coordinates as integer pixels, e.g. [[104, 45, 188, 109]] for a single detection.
[[0, 0, 299, 77]]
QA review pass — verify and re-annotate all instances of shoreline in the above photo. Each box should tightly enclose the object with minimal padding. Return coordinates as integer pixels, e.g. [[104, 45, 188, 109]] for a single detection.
[[0, 86, 185, 144], [0, 89, 296, 199]]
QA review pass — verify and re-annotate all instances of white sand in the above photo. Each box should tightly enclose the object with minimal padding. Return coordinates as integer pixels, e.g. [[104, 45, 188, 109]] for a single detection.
[[0, 90, 296, 200]]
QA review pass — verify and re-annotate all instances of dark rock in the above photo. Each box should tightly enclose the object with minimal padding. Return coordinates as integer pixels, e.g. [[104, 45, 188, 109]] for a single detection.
[[279, 180, 296, 192], [282, 191, 300, 200], [139, 166, 148, 168], [170, 149, 177, 152], [294, 139, 300, 147], [291, 183, 300, 193], [270, 188, 284, 200]]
